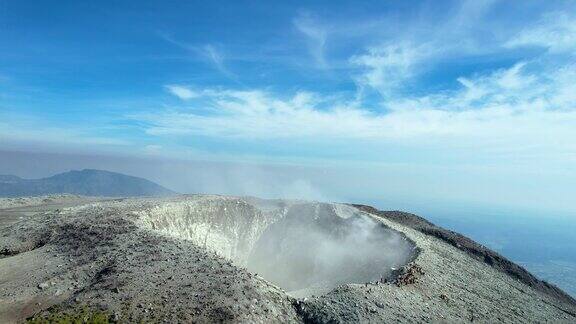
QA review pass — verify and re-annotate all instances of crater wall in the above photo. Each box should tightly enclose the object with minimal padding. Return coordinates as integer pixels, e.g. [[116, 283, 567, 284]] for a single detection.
[[136, 196, 416, 295]]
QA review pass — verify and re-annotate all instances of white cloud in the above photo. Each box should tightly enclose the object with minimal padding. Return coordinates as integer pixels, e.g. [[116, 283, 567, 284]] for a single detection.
[[165, 85, 199, 100], [138, 60, 576, 161], [406, 62, 541, 111], [148, 6, 576, 164], [140, 89, 381, 139], [351, 42, 433, 97], [505, 12, 576, 53]]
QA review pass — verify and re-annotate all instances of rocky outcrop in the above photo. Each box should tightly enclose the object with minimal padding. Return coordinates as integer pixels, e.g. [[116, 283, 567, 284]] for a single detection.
[[352, 205, 576, 310]]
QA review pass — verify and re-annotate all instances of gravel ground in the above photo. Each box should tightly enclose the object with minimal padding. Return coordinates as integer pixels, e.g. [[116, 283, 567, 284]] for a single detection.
[[1, 195, 575, 323]]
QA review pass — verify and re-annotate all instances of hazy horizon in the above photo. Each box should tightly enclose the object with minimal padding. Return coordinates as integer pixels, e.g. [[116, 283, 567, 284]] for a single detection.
[[2, 149, 576, 218]]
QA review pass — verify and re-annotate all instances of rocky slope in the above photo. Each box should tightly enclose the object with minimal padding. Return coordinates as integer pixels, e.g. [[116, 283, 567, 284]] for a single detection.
[[0, 195, 575, 323]]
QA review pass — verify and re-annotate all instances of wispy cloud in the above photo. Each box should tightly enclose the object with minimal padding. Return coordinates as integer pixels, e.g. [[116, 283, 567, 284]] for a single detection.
[[293, 12, 329, 69], [505, 12, 576, 53], [448, 0, 499, 33], [165, 85, 199, 100], [145, 5, 576, 163], [348, 0, 501, 99], [350, 42, 433, 97], [159, 33, 238, 81], [135, 58, 576, 160], [157, 32, 196, 52], [200, 44, 238, 81]]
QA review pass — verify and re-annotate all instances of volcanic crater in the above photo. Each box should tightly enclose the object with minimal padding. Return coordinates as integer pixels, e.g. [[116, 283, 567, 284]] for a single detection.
[[136, 198, 416, 296]]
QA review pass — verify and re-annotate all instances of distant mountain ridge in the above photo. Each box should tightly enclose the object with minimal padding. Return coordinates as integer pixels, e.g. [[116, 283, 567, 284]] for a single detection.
[[0, 169, 176, 197]]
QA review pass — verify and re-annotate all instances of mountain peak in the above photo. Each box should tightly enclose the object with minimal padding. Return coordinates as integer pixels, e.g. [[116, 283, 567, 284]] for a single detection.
[[0, 169, 175, 197]]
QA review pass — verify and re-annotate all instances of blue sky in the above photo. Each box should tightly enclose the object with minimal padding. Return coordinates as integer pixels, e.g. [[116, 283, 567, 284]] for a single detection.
[[1, 0, 576, 212]]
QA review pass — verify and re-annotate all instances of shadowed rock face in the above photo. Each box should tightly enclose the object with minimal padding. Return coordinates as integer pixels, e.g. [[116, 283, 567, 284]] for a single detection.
[[137, 197, 416, 294]]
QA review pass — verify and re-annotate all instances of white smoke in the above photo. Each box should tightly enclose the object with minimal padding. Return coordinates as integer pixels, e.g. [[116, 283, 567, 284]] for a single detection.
[[246, 203, 415, 295]]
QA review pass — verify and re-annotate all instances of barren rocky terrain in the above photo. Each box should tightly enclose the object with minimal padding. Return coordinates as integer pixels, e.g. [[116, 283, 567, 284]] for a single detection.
[[1, 195, 575, 323]]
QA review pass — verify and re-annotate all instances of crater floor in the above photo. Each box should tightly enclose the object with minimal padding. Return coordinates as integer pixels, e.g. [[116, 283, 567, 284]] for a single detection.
[[0, 195, 575, 323]]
